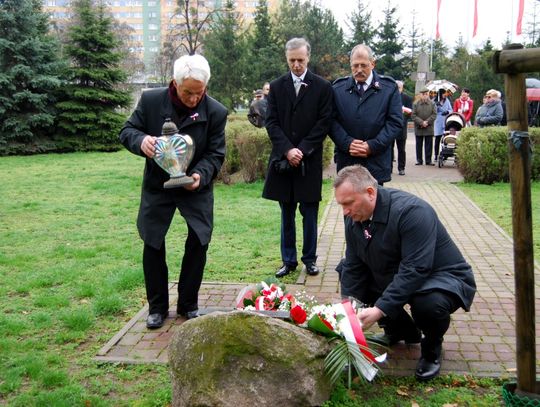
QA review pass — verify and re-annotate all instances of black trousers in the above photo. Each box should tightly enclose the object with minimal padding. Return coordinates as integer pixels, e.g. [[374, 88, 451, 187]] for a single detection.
[[361, 289, 462, 361], [142, 224, 208, 315], [434, 134, 443, 159], [393, 137, 407, 171], [415, 135, 434, 164], [279, 201, 319, 266]]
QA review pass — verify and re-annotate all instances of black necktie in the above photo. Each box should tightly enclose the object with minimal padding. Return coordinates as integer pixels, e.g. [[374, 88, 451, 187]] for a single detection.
[[357, 82, 366, 97]]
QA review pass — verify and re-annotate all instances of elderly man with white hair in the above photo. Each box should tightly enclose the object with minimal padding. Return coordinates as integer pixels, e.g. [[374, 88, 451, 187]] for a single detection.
[[120, 54, 227, 329]]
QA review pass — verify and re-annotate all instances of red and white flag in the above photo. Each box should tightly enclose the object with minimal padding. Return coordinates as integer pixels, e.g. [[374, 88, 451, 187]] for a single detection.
[[473, 0, 478, 37], [436, 0, 442, 39], [516, 0, 525, 35]]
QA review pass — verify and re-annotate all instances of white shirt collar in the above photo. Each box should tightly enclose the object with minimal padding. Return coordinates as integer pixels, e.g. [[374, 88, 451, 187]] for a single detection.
[[356, 72, 374, 88], [292, 71, 307, 82]]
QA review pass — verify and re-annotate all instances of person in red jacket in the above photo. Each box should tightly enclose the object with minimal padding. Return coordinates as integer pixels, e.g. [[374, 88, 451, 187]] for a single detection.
[[453, 88, 474, 126]]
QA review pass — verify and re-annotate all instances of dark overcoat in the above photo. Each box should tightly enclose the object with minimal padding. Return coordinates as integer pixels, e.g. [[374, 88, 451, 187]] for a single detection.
[[340, 187, 476, 319], [399, 92, 413, 140], [119, 88, 227, 249], [262, 70, 333, 203], [330, 71, 402, 184]]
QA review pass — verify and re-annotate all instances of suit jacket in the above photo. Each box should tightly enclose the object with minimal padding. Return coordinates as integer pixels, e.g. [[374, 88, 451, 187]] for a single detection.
[[340, 187, 476, 319], [119, 87, 227, 249], [262, 70, 333, 203], [330, 71, 402, 184]]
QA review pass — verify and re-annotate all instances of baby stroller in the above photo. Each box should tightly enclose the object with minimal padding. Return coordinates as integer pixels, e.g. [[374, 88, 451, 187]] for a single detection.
[[438, 112, 465, 167]]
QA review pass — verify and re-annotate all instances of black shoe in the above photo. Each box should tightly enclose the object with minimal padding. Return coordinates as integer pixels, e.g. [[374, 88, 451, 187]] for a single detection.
[[369, 329, 421, 347], [305, 263, 319, 276], [146, 312, 167, 329], [398, 169, 405, 176], [426, 162, 435, 166], [415, 162, 423, 165], [275, 264, 296, 278], [415, 357, 441, 381], [177, 309, 199, 320]]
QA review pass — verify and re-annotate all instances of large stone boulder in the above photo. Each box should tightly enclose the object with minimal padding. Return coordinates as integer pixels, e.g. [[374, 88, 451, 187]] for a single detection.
[[169, 310, 332, 406]]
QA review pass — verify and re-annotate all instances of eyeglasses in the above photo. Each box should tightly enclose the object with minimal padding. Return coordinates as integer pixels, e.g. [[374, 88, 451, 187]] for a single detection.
[[485, 95, 492, 98]]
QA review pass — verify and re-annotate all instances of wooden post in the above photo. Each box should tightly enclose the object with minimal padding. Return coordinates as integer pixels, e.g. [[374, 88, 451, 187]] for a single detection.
[[493, 44, 537, 394]]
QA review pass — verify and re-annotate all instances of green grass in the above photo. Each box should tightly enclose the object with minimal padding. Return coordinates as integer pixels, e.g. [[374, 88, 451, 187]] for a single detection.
[[0, 150, 528, 405], [459, 181, 540, 258], [324, 375, 503, 406]]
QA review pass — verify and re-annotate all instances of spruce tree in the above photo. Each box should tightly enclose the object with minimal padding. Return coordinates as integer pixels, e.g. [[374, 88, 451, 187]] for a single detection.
[[301, 5, 346, 80], [273, 0, 346, 80], [204, 0, 246, 111], [56, 0, 130, 150], [373, 1, 404, 80], [346, 0, 376, 50], [245, 0, 283, 91], [0, 0, 63, 151]]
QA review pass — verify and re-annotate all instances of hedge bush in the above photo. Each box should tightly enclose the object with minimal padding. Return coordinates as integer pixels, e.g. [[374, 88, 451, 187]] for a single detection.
[[457, 126, 540, 184], [235, 129, 272, 182]]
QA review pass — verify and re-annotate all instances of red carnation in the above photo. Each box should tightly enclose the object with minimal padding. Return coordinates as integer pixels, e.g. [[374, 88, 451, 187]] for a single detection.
[[290, 305, 307, 324]]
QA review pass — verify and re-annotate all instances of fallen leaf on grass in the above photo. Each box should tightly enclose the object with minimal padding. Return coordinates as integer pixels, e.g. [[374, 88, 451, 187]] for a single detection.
[[397, 387, 410, 397]]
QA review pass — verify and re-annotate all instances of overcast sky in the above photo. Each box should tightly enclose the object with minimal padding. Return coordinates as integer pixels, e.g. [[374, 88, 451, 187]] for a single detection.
[[318, 0, 539, 50]]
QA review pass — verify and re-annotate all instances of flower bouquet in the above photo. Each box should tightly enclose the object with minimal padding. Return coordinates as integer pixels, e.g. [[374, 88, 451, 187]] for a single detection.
[[237, 279, 386, 385]]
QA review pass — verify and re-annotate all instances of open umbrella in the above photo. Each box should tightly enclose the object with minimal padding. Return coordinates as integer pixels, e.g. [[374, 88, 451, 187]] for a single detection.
[[426, 79, 459, 93], [525, 77, 540, 88], [527, 88, 540, 102]]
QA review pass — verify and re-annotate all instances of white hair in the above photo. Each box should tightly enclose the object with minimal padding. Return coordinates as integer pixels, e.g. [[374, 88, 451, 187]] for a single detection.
[[173, 54, 211, 85]]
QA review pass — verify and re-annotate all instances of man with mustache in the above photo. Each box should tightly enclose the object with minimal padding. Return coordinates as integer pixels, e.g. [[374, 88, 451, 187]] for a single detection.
[[330, 44, 402, 185]]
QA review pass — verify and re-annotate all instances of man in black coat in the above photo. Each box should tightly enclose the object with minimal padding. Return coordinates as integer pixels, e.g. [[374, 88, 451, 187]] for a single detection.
[[263, 37, 333, 278], [334, 165, 476, 381], [119, 54, 227, 329], [247, 89, 267, 128], [330, 44, 402, 185], [394, 80, 413, 176]]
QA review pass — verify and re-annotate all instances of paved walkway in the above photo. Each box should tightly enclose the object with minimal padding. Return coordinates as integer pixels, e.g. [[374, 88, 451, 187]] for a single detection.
[[95, 138, 540, 378]]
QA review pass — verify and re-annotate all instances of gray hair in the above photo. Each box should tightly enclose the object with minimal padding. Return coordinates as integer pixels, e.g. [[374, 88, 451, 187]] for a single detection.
[[350, 44, 375, 63], [173, 54, 211, 85], [486, 89, 501, 99], [334, 165, 378, 192], [285, 37, 311, 57]]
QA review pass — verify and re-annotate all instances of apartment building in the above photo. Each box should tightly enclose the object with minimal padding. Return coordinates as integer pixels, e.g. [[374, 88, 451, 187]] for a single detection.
[[42, 0, 278, 77]]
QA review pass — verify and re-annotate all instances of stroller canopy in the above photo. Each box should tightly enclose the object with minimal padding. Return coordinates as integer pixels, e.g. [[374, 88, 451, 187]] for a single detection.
[[445, 112, 465, 131]]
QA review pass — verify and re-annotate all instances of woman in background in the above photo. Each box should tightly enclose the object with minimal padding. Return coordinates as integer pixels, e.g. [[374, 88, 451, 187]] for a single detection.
[[434, 89, 453, 162]]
